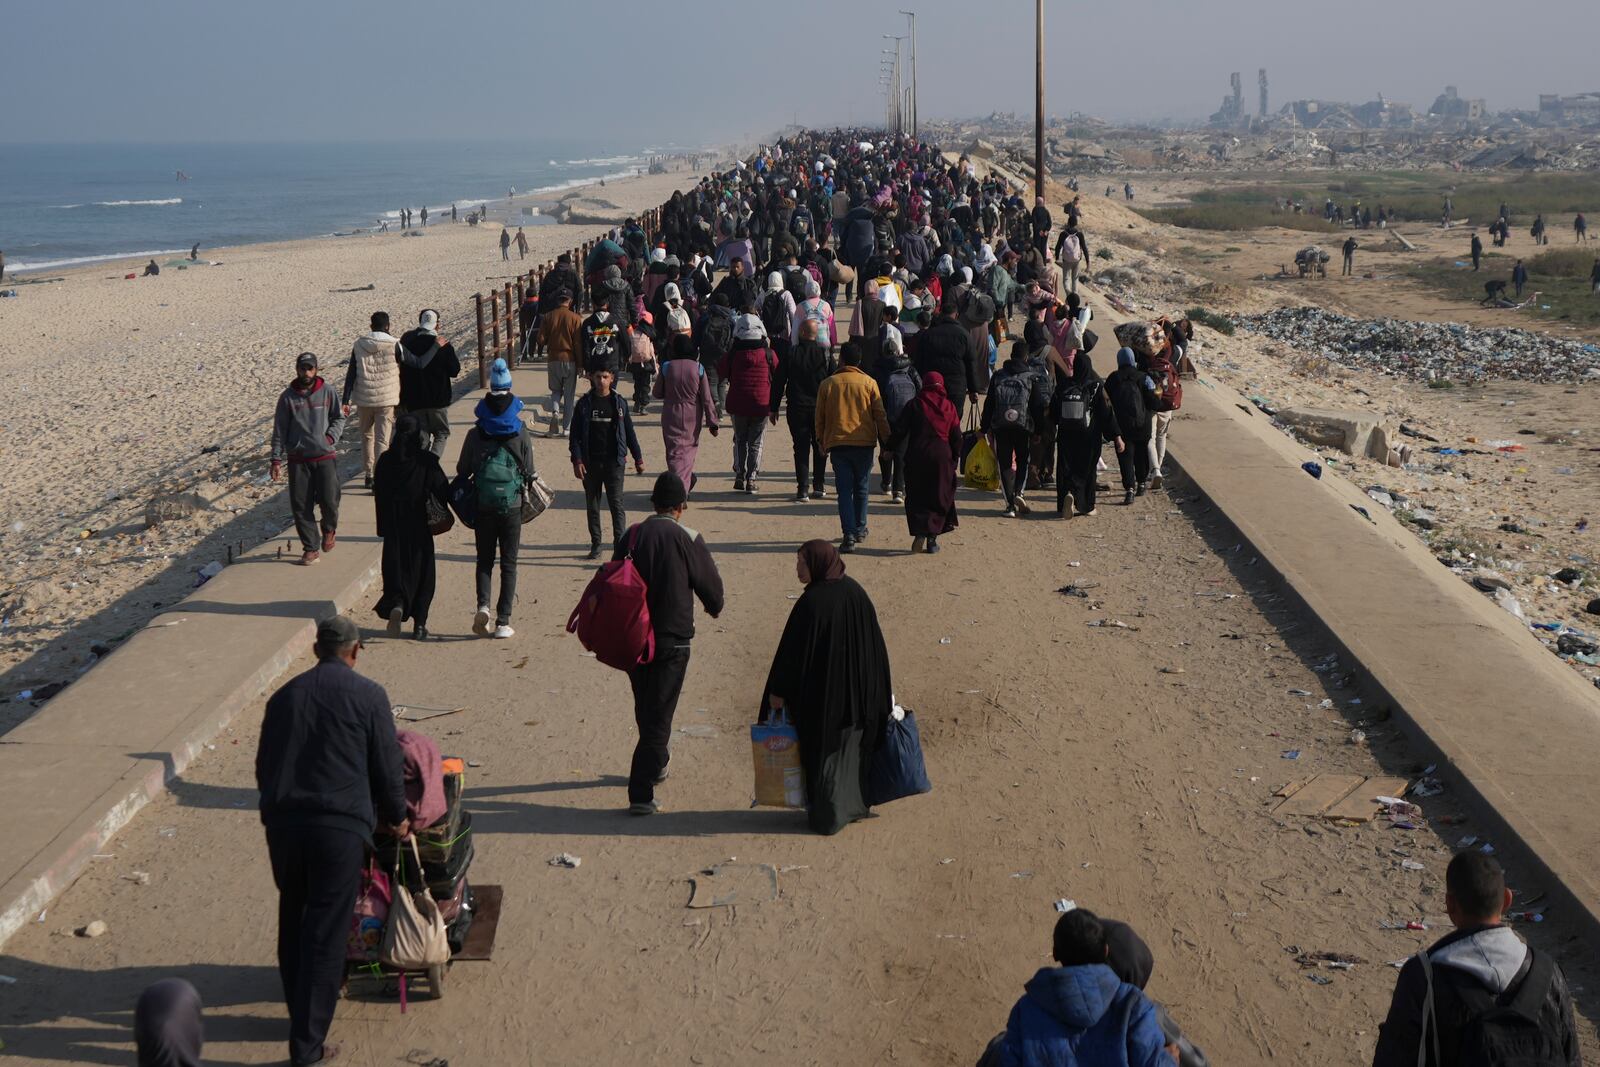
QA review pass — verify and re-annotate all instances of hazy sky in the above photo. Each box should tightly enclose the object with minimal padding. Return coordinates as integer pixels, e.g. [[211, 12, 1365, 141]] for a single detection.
[[7, 0, 1594, 143]]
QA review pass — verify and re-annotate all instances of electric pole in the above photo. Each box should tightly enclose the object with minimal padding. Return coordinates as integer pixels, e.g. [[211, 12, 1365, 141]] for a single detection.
[[899, 9, 918, 138], [1035, 0, 1046, 201]]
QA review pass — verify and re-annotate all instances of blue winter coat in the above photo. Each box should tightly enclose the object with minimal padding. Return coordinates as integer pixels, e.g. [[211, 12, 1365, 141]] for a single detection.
[[996, 965, 1170, 1067]]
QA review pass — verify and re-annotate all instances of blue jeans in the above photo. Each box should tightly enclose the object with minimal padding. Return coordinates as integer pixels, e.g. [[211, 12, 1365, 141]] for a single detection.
[[829, 445, 874, 540]]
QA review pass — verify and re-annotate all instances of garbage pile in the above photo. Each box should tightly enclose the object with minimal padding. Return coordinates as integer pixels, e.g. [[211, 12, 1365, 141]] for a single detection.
[[1231, 307, 1600, 384]]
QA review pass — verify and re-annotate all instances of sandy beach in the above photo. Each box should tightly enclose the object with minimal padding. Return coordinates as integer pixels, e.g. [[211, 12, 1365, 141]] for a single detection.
[[0, 166, 700, 726]]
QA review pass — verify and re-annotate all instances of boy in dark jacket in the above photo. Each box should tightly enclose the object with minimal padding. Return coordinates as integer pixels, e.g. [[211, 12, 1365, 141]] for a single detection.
[[570, 366, 644, 559], [872, 327, 921, 502], [1104, 348, 1158, 504], [398, 309, 460, 457], [1372, 851, 1579, 1067], [982, 342, 1049, 517], [773, 318, 835, 501], [270, 352, 347, 565]]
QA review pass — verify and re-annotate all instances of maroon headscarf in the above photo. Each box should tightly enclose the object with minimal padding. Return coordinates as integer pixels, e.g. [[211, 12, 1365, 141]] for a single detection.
[[915, 370, 960, 438], [798, 538, 846, 585]]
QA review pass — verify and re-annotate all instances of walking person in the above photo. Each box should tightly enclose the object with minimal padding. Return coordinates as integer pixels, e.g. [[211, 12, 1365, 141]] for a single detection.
[[1105, 348, 1156, 504], [570, 365, 644, 560], [913, 301, 981, 420], [398, 309, 459, 457], [1052, 352, 1123, 518], [344, 312, 403, 489], [616, 472, 724, 815], [1590, 257, 1600, 296], [537, 290, 584, 435], [499, 228, 511, 261], [257, 614, 407, 1067], [514, 227, 529, 260], [1513, 259, 1529, 299], [762, 540, 893, 835], [456, 359, 536, 639], [1577, 212, 1589, 243], [872, 327, 920, 502], [982, 342, 1049, 518], [893, 370, 961, 554], [654, 334, 721, 496], [1342, 234, 1358, 276], [816, 341, 891, 553], [772, 317, 834, 502], [373, 413, 450, 641], [270, 352, 346, 566], [1470, 232, 1483, 271], [720, 314, 778, 494]]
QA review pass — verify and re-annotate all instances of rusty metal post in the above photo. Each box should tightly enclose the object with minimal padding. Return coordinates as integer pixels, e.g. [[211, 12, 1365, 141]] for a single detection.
[[474, 293, 488, 388]]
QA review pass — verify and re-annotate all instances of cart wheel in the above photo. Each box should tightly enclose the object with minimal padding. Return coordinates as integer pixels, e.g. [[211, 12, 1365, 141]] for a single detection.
[[428, 963, 446, 999]]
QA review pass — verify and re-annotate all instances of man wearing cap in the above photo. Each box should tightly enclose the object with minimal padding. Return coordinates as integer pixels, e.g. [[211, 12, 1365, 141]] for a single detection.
[[257, 615, 407, 1066], [271, 353, 346, 566], [614, 473, 724, 814], [398, 310, 460, 457]]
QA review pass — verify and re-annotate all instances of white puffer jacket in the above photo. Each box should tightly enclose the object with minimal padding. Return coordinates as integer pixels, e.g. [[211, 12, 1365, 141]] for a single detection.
[[349, 332, 402, 408]]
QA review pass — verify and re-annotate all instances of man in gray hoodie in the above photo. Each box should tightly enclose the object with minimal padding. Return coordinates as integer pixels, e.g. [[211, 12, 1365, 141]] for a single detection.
[[1372, 850, 1579, 1066], [271, 353, 347, 565]]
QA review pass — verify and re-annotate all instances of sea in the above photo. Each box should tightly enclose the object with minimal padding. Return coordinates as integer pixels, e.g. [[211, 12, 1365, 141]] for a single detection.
[[0, 140, 681, 274]]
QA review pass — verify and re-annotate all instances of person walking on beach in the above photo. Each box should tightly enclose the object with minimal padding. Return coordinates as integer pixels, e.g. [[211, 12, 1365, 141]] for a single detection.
[[616, 472, 724, 815], [654, 334, 720, 496], [420, 205, 429, 227], [257, 614, 407, 1067], [373, 413, 450, 641], [538, 290, 584, 435], [344, 312, 403, 489], [451, 203, 458, 223], [515, 227, 529, 260], [398, 309, 459, 457], [271, 353, 346, 566], [0, 249, 6, 285], [499, 227, 512, 261], [816, 341, 891, 553], [1341, 235, 1358, 276], [189, 243, 199, 262], [456, 359, 536, 640], [570, 366, 644, 560]]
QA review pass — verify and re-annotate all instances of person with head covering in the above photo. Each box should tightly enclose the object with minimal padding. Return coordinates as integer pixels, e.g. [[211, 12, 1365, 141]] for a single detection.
[[615, 473, 725, 815], [763, 539, 893, 834], [850, 278, 886, 373], [653, 333, 720, 496], [772, 316, 835, 502], [891, 369, 961, 553], [1099, 918, 1211, 1067], [982, 341, 1050, 517], [719, 314, 778, 494], [455, 358, 536, 638], [398, 309, 460, 457], [871, 326, 920, 503], [759, 270, 796, 366], [792, 276, 838, 351], [1104, 348, 1156, 505], [1051, 351, 1122, 519], [373, 412, 451, 640], [134, 978, 203, 1067]]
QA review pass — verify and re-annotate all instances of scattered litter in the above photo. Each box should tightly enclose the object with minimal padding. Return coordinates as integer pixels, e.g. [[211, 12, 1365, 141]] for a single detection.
[[1011, 870, 1035, 879], [687, 863, 779, 908], [1160, 666, 1186, 675], [1056, 584, 1091, 598], [0, 975, 15, 984], [548, 853, 581, 869], [939, 637, 952, 645], [1349, 729, 1367, 745], [1297, 951, 1366, 970], [1065, 561, 1081, 568], [675, 724, 717, 738], [1053, 899, 1078, 913], [939, 858, 955, 865], [1458, 835, 1478, 848], [157, 826, 176, 838], [393, 705, 466, 723], [76, 920, 108, 938], [1087, 619, 1140, 630], [1301, 461, 1323, 479], [1288, 688, 1312, 696], [122, 872, 151, 885], [1413, 778, 1446, 798], [1307, 974, 1334, 985], [1281, 749, 1301, 760], [1401, 860, 1426, 872]]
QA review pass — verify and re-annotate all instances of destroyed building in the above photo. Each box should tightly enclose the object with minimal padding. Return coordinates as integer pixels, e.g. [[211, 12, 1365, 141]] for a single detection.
[[1210, 72, 1247, 128], [1429, 85, 1486, 121], [1538, 92, 1600, 126]]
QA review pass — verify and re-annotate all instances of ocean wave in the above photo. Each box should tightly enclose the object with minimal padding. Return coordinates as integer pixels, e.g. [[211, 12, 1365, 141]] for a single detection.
[[8, 248, 188, 273], [54, 198, 184, 208]]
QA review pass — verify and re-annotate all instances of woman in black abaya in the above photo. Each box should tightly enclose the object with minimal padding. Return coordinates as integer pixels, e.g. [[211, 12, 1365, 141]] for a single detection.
[[373, 412, 450, 640], [764, 539, 893, 835]]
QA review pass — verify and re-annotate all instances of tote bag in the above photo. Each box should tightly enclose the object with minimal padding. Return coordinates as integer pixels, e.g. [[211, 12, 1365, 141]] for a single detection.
[[378, 837, 450, 971]]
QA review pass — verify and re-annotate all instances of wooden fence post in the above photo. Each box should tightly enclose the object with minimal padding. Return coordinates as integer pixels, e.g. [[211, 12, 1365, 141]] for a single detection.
[[489, 290, 501, 371], [474, 293, 488, 388]]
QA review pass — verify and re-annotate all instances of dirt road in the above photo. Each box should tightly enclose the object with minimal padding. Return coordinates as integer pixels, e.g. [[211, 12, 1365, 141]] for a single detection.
[[3, 342, 1597, 1064]]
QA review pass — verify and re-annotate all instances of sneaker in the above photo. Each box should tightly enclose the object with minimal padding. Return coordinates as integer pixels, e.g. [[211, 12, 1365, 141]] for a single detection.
[[298, 550, 321, 566], [628, 800, 659, 816], [386, 606, 403, 638], [654, 768, 671, 785], [547, 417, 560, 437], [585, 544, 602, 561], [472, 607, 491, 636], [363, 475, 373, 490], [1150, 474, 1164, 490], [733, 477, 746, 492], [911, 536, 926, 553], [493, 624, 515, 639], [1123, 490, 1135, 505], [812, 487, 827, 499], [745, 481, 758, 495], [1016, 497, 1031, 515], [322, 529, 336, 552], [925, 537, 942, 554], [413, 624, 430, 641], [839, 537, 857, 554], [1136, 482, 1147, 497], [793, 490, 808, 503], [1002, 507, 1018, 518], [879, 480, 889, 495], [1085, 508, 1098, 516], [1056, 505, 1069, 519], [856, 527, 869, 543], [892, 491, 904, 503]]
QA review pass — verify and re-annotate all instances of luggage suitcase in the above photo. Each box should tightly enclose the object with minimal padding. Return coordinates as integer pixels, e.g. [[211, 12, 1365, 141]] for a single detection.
[[424, 823, 475, 900], [436, 873, 469, 925]]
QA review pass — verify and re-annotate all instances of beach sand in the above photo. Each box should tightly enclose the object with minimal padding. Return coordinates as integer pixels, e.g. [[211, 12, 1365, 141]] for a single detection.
[[0, 167, 698, 726]]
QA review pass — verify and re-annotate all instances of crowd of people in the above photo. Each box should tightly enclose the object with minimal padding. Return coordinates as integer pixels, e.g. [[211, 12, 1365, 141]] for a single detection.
[[239, 129, 1589, 1066]]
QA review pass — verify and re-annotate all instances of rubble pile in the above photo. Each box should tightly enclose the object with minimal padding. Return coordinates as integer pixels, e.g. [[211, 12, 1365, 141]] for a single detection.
[[1232, 307, 1600, 384]]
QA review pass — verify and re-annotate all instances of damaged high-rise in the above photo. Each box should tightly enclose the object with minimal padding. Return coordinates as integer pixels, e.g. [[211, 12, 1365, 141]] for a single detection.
[[1259, 69, 1268, 118]]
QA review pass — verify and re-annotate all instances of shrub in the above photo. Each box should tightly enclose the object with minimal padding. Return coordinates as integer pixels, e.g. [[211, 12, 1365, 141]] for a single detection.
[[1095, 248, 1113, 260], [1185, 307, 1235, 335]]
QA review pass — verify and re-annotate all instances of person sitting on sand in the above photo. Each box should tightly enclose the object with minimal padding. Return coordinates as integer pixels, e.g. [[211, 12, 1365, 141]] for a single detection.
[[143, 259, 160, 276]]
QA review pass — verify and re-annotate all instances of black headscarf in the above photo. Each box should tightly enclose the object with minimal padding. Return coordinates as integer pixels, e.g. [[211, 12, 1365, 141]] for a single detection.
[[135, 978, 203, 1067], [798, 538, 846, 584], [373, 412, 446, 538], [1071, 351, 1098, 384]]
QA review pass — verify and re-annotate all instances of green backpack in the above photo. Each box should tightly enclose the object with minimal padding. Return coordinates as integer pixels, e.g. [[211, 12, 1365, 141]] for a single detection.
[[476, 442, 525, 514]]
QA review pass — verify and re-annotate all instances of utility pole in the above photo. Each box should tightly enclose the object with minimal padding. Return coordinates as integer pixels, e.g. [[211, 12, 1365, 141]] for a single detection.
[[1035, 0, 1046, 201], [899, 9, 918, 138], [883, 35, 907, 136]]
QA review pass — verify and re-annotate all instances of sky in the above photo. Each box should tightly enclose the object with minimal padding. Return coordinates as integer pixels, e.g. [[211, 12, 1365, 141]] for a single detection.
[[6, 0, 1594, 144]]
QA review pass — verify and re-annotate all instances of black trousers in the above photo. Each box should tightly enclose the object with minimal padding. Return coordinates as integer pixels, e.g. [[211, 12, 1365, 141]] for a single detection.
[[994, 429, 1031, 510], [583, 463, 626, 550], [288, 458, 340, 552], [628, 639, 692, 804], [1057, 434, 1102, 514], [788, 410, 825, 493], [1116, 426, 1152, 489], [473, 509, 520, 625], [1028, 424, 1057, 487], [878, 435, 907, 494], [266, 826, 365, 1066], [630, 364, 654, 408]]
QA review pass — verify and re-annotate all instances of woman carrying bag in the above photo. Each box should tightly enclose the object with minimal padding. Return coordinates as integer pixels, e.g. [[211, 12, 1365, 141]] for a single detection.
[[374, 413, 453, 641]]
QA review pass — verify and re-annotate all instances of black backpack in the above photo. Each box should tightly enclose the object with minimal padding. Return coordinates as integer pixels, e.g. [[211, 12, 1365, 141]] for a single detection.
[[699, 309, 734, 365], [991, 372, 1034, 433], [791, 206, 813, 238], [761, 290, 792, 342], [1421, 949, 1566, 1067], [1058, 379, 1098, 432]]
